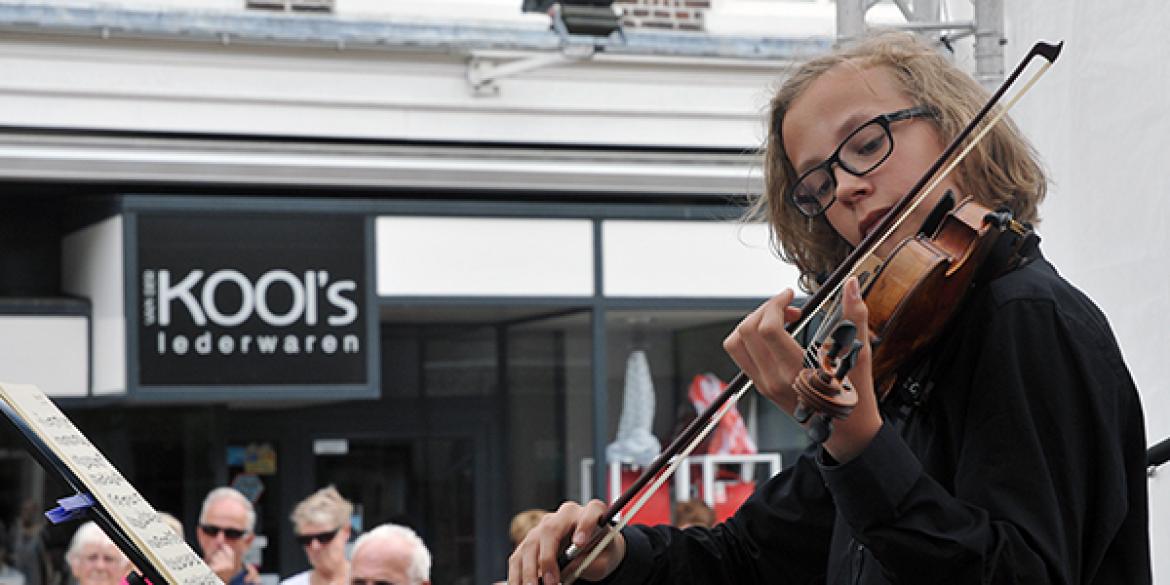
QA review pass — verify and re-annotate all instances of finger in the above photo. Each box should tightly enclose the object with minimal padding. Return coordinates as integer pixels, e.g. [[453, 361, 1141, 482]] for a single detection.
[[574, 500, 608, 547], [756, 288, 797, 345], [724, 305, 765, 375], [569, 500, 620, 581], [507, 549, 520, 585], [840, 277, 870, 360], [784, 304, 803, 324], [517, 531, 543, 585], [724, 288, 794, 370], [535, 502, 583, 585], [745, 292, 805, 405]]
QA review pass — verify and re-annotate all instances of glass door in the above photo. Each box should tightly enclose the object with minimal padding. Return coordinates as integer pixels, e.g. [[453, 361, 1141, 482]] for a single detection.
[[314, 436, 476, 585]]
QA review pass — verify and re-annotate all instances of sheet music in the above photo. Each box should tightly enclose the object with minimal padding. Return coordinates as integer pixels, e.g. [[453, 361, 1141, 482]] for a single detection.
[[0, 382, 222, 585]]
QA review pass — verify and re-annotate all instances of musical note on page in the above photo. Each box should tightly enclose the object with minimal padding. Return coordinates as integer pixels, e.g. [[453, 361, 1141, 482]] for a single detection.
[[0, 383, 222, 585]]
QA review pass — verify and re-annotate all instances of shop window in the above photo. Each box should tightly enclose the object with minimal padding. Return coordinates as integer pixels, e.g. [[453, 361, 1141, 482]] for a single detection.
[[316, 437, 474, 585], [422, 326, 498, 398], [600, 309, 808, 524], [505, 312, 593, 512]]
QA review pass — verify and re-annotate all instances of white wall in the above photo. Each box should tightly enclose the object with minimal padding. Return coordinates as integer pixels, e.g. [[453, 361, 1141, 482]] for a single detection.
[[0, 316, 89, 397], [62, 216, 126, 396], [1002, 3, 1170, 580], [0, 33, 780, 149]]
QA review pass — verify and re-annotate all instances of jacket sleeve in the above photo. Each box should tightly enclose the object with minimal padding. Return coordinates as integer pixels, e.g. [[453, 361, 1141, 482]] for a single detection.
[[820, 295, 1145, 584], [591, 448, 835, 585]]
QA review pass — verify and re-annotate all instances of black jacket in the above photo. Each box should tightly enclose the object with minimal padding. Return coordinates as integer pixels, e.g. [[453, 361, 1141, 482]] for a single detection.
[[594, 255, 1150, 585]]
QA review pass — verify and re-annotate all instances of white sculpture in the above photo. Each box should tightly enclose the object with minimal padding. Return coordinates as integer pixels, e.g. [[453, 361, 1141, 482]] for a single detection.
[[606, 350, 661, 466]]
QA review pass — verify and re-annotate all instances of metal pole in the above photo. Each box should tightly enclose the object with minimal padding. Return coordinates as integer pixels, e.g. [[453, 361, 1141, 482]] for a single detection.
[[914, 0, 940, 23], [836, 0, 866, 45], [973, 0, 1005, 89], [590, 220, 608, 502]]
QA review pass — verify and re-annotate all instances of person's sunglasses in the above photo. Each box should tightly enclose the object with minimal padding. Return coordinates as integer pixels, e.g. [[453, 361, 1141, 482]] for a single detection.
[[296, 528, 340, 547], [199, 524, 248, 540]]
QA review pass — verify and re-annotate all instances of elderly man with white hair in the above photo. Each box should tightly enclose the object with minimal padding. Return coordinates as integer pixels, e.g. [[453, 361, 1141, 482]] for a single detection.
[[349, 524, 431, 585], [196, 487, 260, 585]]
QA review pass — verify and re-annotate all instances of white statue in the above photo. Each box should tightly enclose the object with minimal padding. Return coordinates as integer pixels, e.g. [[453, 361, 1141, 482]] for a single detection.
[[606, 350, 661, 466]]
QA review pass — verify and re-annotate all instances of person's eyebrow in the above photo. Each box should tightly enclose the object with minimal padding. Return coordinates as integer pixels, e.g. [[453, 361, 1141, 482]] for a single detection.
[[792, 110, 874, 174]]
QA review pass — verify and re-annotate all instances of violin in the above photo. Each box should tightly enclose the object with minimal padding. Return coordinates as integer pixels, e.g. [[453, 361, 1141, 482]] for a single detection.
[[555, 40, 1063, 584]]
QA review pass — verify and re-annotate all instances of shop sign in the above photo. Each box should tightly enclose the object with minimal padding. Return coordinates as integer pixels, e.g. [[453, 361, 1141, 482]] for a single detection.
[[136, 213, 367, 387]]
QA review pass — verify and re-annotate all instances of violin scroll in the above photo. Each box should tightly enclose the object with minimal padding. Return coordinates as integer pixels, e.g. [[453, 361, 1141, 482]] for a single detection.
[[792, 320, 863, 444]]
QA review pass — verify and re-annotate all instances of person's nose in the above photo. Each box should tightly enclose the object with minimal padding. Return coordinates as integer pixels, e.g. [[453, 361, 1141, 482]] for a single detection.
[[833, 165, 873, 207]]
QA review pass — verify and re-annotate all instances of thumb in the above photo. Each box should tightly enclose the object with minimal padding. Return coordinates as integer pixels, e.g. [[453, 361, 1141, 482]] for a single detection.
[[839, 276, 874, 401], [840, 277, 869, 351]]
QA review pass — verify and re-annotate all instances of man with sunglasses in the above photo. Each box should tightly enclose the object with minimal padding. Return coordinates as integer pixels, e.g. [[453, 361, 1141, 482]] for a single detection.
[[197, 487, 260, 585]]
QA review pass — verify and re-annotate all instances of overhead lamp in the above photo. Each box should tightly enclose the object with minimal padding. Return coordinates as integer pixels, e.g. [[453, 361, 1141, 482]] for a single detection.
[[523, 0, 623, 39]]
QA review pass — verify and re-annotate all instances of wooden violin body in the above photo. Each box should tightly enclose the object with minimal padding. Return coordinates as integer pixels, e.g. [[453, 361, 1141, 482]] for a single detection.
[[862, 196, 1023, 398]]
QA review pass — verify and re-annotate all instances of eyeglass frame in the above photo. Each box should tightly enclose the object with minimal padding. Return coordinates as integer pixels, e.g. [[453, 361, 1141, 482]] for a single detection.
[[198, 523, 249, 540], [295, 528, 341, 547], [786, 105, 936, 218]]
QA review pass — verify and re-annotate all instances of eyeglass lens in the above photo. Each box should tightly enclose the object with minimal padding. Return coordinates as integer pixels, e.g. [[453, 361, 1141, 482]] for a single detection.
[[792, 119, 894, 217], [199, 524, 246, 540], [296, 529, 340, 546]]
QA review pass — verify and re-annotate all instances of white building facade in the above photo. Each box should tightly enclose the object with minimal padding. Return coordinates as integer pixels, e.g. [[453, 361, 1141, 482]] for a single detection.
[[0, 0, 1164, 583]]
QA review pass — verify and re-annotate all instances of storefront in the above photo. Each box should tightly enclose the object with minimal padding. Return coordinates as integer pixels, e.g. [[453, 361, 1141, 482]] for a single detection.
[[1, 190, 815, 584], [0, 3, 822, 584]]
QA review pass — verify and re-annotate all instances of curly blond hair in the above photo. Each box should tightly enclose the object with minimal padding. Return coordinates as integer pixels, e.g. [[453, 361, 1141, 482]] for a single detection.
[[753, 31, 1047, 292]]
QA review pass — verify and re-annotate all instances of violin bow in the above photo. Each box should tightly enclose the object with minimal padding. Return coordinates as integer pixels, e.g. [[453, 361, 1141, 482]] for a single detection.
[[560, 39, 1063, 585]]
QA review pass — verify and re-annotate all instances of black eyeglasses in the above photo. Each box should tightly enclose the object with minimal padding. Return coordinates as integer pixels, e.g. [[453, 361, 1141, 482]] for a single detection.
[[296, 528, 340, 547], [787, 106, 935, 218], [199, 524, 248, 540]]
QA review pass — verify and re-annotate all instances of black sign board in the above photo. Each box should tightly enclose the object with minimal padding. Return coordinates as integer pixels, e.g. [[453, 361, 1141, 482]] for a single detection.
[[136, 213, 368, 387]]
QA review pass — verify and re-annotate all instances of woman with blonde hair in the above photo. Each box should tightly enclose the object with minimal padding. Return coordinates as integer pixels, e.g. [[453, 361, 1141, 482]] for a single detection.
[[509, 32, 1148, 585], [280, 487, 353, 585]]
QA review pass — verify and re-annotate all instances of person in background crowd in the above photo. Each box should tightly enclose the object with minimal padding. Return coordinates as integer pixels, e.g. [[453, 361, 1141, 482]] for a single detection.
[[349, 524, 430, 585], [0, 525, 26, 585], [66, 523, 129, 585], [281, 487, 353, 585], [672, 500, 714, 530], [10, 501, 48, 585], [196, 488, 260, 585], [508, 510, 548, 550]]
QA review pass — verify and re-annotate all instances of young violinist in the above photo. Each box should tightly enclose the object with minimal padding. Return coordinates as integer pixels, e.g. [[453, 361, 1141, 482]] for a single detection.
[[508, 31, 1150, 585]]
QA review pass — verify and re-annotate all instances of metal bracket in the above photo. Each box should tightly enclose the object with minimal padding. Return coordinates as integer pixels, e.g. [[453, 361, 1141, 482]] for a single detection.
[[466, 44, 596, 97], [467, 2, 623, 97]]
